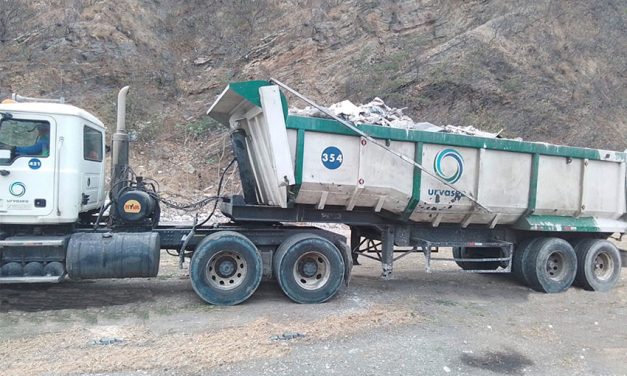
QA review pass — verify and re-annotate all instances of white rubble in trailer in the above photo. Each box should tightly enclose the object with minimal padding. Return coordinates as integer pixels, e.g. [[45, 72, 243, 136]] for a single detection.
[[289, 97, 503, 138]]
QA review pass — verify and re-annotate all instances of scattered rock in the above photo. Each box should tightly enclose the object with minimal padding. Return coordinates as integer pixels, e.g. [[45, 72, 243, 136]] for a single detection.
[[90, 337, 125, 346], [182, 162, 195, 174], [193, 57, 211, 66], [270, 332, 306, 341]]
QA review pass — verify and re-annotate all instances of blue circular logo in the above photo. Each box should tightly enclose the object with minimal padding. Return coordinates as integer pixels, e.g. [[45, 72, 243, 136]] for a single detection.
[[28, 158, 41, 170], [9, 182, 26, 197], [321, 146, 343, 170], [434, 149, 464, 184]]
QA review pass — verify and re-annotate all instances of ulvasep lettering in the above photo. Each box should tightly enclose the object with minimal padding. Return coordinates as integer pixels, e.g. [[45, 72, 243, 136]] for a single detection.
[[427, 189, 463, 201]]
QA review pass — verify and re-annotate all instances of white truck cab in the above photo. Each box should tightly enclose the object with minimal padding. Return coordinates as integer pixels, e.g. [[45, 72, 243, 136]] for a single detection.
[[0, 101, 106, 224]]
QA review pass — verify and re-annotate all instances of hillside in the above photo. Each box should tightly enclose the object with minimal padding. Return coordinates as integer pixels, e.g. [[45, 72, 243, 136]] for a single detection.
[[0, 0, 625, 197]]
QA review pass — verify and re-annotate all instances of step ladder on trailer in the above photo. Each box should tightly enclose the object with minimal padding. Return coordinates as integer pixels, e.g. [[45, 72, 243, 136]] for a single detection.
[[415, 239, 513, 273], [351, 227, 513, 278]]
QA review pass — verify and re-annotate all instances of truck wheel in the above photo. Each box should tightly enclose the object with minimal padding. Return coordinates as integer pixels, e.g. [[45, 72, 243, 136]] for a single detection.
[[190, 231, 262, 306], [523, 238, 577, 293], [574, 239, 621, 292], [452, 247, 501, 270], [512, 238, 541, 284], [273, 233, 345, 304]]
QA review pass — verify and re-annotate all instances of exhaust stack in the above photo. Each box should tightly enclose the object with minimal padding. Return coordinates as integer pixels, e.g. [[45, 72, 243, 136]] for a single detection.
[[110, 86, 130, 219]]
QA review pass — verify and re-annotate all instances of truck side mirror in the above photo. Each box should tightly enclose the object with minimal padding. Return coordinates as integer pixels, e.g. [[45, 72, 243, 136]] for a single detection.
[[105, 145, 111, 153]]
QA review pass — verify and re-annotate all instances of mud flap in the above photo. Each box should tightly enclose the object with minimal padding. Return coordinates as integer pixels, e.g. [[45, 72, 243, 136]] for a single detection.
[[335, 240, 353, 287]]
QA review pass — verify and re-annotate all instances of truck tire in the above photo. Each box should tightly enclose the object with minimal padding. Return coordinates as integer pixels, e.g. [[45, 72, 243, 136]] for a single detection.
[[523, 238, 577, 293], [512, 238, 541, 284], [190, 231, 263, 306], [452, 247, 501, 270], [273, 233, 345, 304], [573, 239, 621, 292]]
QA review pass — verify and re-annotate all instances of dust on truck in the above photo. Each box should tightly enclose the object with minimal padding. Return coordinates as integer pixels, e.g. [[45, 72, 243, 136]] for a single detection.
[[0, 80, 625, 306]]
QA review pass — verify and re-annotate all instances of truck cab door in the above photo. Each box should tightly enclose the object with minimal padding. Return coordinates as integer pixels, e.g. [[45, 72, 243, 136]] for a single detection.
[[0, 115, 56, 218], [80, 125, 104, 211]]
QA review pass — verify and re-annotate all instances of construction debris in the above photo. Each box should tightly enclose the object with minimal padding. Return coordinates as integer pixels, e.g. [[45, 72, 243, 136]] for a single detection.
[[442, 125, 503, 138], [90, 337, 126, 346], [270, 332, 306, 341], [290, 97, 500, 138]]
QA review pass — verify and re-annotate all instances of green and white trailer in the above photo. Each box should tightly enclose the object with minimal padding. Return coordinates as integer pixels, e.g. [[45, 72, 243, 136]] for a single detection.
[[1, 80, 623, 307], [209, 79, 626, 298]]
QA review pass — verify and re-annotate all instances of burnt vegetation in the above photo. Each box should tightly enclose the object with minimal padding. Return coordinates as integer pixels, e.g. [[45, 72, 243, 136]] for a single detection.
[[0, 0, 625, 154]]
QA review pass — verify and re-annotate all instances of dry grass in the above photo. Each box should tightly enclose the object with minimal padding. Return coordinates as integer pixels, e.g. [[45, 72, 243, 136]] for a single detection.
[[0, 305, 417, 375]]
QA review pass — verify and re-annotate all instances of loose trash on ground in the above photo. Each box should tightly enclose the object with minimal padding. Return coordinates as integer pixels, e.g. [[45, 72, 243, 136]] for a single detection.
[[270, 332, 306, 341], [90, 337, 125, 346]]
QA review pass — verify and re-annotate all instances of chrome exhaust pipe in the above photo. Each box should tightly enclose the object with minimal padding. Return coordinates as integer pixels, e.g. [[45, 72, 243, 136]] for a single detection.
[[110, 86, 130, 219], [116, 86, 129, 133]]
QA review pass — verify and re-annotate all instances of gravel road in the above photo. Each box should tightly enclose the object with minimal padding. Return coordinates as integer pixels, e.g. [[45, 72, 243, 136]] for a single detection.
[[1, 246, 625, 376]]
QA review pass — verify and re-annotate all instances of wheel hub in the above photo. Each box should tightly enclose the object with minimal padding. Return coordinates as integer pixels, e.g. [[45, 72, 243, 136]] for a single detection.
[[298, 258, 318, 278], [293, 251, 331, 291], [216, 256, 237, 278], [205, 251, 247, 291], [546, 251, 565, 280], [593, 252, 613, 281]]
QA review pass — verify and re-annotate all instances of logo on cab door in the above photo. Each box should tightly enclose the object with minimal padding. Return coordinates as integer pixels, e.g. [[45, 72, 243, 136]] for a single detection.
[[9, 182, 26, 197]]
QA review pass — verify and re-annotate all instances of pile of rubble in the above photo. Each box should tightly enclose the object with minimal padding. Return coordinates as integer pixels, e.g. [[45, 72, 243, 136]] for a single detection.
[[289, 98, 501, 138]]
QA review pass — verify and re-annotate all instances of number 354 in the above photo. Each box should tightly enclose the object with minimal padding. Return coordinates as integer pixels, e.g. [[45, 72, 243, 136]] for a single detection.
[[322, 153, 343, 163]]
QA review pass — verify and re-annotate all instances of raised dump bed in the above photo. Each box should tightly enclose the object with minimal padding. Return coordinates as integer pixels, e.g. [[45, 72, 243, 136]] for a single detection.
[[208, 80, 627, 234]]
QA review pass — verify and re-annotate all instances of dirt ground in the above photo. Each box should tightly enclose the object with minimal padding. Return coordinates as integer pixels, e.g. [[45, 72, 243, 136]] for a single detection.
[[1, 241, 626, 376]]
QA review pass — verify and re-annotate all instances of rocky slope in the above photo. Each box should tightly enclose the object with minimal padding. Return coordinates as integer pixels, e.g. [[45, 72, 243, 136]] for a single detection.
[[0, 0, 625, 196]]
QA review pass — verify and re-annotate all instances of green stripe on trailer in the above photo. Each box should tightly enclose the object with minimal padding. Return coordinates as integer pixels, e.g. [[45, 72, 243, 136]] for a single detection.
[[514, 215, 600, 232], [526, 153, 540, 214], [228, 80, 289, 120], [290, 128, 306, 198], [227, 80, 268, 107], [208, 80, 290, 126], [402, 142, 423, 220], [285, 116, 627, 162]]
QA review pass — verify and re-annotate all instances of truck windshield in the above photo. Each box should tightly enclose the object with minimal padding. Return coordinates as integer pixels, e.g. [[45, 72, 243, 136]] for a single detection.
[[0, 119, 50, 162]]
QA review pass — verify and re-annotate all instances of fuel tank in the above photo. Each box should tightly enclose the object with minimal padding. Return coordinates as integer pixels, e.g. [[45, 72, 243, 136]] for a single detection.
[[67, 232, 160, 279]]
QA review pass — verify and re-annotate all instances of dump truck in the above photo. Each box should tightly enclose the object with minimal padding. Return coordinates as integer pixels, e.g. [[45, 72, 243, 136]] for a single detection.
[[0, 80, 625, 306]]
